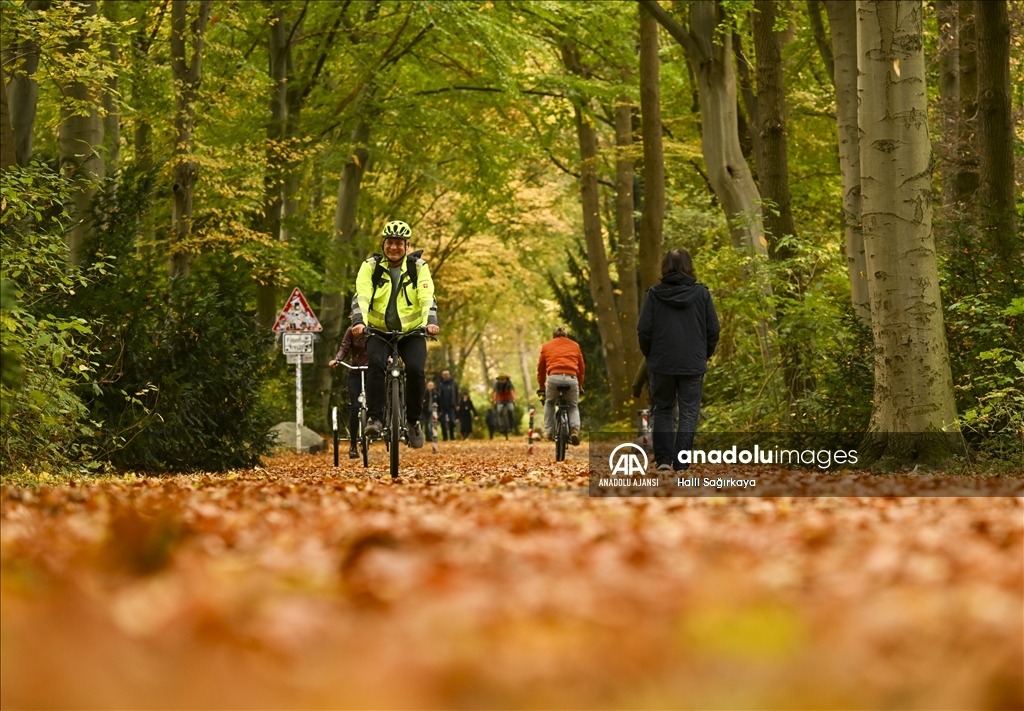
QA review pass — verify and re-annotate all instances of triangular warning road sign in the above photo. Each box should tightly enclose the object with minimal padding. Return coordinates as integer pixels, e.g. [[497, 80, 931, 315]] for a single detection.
[[272, 288, 322, 332]]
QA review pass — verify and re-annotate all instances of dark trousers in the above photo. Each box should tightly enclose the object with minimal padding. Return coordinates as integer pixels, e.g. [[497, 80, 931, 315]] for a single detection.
[[438, 406, 457, 440], [649, 371, 703, 469], [366, 334, 426, 423], [347, 371, 363, 448]]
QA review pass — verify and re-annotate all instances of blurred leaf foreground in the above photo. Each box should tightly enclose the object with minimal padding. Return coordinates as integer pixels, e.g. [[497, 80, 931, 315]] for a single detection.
[[2, 440, 1021, 710]]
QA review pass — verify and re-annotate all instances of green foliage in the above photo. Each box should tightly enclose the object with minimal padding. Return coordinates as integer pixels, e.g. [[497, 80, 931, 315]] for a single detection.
[[0, 163, 106, 475], [66, 167, 278, 473]]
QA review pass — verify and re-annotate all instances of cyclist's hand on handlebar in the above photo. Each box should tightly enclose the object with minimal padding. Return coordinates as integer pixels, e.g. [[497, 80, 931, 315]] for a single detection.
[[352, 323, 365, 337], [426, 324, 439, 336], [329, 359, 338, 368]]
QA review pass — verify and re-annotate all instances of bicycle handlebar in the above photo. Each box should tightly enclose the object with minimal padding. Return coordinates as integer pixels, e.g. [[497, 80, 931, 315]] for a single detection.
[[336, 362, 368, 371], [363, 326, 436, 341]]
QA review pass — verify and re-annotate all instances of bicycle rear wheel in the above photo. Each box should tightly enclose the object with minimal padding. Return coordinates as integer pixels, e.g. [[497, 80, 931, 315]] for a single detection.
[[388, 379, 401, 478], [359, 409, 369, 468], [555, 410, 568, 462]]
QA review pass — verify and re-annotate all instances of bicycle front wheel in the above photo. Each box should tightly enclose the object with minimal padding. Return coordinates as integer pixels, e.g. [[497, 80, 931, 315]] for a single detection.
[[359, 409, 369, 468], [389, 379, 401, 478]]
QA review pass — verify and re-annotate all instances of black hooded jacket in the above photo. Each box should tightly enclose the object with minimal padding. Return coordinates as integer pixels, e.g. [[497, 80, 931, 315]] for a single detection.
[[637, 272, 720, 375]]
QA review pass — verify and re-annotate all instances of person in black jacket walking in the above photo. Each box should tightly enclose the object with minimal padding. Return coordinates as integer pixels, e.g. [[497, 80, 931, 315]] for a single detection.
[[437, 369, 459, 441], [637, 248, 720, 471]]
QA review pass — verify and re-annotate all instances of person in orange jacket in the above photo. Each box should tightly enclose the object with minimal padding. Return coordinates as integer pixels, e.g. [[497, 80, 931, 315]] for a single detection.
[[537, 326, 585, 445]]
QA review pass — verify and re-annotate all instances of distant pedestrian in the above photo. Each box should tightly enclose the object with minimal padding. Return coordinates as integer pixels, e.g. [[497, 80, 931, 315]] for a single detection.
[[638, 248, 720, 471], [457, 393, 477, 439], [437, 369, 459, 441], [422, 380, 438, 442]]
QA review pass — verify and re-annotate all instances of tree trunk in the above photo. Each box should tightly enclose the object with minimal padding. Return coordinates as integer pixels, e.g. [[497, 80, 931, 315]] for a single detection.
[[6, 0, 48, 167], [824, 0, 869, 326], [807, 0, 834, 83], [856, 0, 959, 467], [312, 119, 370, 432], [732, 31, 761, 176], [169, 0, 213, 279], [102, 0, 120, 192], [637, 6, 664, 297], [0, 59, 14, 173], [562, 41, 630, 419], [952, 0, 979, 207], [515, 325, 534, 406], [752, 0, 796, 255], [256, 2, 290, 329], [975, 0, 1018, 271], [614, 82, 642, 377], [641, 0, 767, 257], [935, 0, 959, 209], [58, 0, 104, 267]]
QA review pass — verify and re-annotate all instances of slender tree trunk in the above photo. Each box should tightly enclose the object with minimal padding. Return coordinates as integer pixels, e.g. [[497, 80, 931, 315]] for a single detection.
[[312, 119, 369, 432], [807, 0, 834, 83], [478, 339, 492, 395], [169, 0, 213, 279], [857, 0, 959, 466], [6, 0, 48, 167], [825, 0, 869, 326], [732, 31, 761, 176], [102, 0, 120, 192], [562, 41, 630, 418], [0, 59, 14, 173], [515, 325, 534, 406], [256, 3, 290, 329], [936, 0, 960, 210], [614, 81, 642, 376], [752, 0, 796, 254], [952, 0, 979, 207], [638, 6, 664, 297], [58, 0, 104, 267], [975, 0, 1018, 271]]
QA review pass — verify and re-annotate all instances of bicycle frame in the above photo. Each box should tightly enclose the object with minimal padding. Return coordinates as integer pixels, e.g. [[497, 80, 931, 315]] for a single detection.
[[338, 362, 370, 467]]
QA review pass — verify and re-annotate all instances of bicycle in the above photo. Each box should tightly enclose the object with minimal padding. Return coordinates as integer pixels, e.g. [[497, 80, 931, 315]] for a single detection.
[[365, 326, 432, 479], [495, 402, 514, 440], [337, 362, 370, 467], [539, 386, 572, 462]]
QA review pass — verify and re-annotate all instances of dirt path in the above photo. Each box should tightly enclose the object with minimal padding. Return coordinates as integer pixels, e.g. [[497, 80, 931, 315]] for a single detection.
[[2, 440, 1021, 709]]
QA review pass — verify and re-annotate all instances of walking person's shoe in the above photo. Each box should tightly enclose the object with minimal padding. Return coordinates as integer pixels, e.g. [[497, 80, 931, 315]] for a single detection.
[[349, 443, 359, 459], [656, 463, 672, 471], [364, 419, 382, 438], [408, 420, 424, 448], [570, 427, 580, 446]]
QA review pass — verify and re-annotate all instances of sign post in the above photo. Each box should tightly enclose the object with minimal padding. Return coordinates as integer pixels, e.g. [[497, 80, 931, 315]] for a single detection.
[[273, 288, 322, 454]]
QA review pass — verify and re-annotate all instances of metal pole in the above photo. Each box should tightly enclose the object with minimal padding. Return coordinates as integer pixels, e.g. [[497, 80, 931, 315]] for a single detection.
[[332, 406, 339, 466], [296, 363, 303, 454]]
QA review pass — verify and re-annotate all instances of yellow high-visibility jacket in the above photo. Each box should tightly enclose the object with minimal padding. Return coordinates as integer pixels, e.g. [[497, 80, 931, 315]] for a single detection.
[[351, 250, 437, 331]]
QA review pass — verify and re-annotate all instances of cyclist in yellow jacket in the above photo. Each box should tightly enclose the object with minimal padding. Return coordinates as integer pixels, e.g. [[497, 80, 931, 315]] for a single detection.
[[351, 220, 439, 447]]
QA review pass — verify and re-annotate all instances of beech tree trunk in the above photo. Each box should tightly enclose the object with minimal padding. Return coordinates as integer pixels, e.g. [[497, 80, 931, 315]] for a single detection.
[[856, 0, 959, 466], [562, 41, 630, 418], [0, 59, 14, 173], [975, 0, 1018, 271], [6, 0, 48, 167], [824, 0, 869, 326], [640, 0, 767, 257], [312, 119, 370, 432], [256, 3, 290, 329], [615, 80, 642, 376], [58, 0, 104, 267], [936, 0, 960, 209], [638, 6, 664, 296], [169, 0, 213, 279], [952, 0, 979, 207], [752, 0, 796, 255]]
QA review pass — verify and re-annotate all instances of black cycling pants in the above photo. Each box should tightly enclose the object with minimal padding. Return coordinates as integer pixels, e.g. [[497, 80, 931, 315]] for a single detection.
[[366, 333, 426, 423]]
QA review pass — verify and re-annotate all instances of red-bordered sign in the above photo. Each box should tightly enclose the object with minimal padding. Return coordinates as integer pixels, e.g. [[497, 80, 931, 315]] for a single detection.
[[272, 288, 322, 332]]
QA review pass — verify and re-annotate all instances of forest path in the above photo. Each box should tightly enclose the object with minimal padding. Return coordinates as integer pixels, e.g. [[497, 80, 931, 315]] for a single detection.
[[2, 440, 1021, 709]]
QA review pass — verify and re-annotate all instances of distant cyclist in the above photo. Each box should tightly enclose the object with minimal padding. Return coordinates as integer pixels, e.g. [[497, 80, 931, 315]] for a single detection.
[[492, 374, 517, 434], [350, 220, 439, 447], [537, 326, 585, 445]]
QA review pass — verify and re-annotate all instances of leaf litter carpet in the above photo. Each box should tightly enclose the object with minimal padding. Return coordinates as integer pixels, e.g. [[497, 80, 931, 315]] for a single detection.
[[2, 440, 1021, 709]]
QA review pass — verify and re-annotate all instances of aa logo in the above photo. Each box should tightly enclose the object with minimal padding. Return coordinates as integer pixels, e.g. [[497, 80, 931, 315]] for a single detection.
[[608, 443, 649, 476]]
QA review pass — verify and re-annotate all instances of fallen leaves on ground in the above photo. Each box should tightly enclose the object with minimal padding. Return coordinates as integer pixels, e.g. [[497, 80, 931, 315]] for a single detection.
[[2, 440, 1022, 709]]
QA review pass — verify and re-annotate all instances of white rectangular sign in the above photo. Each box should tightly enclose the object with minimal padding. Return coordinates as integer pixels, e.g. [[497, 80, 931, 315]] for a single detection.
[[286, 353, 314, 364], [283, 333, 314, 354]]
